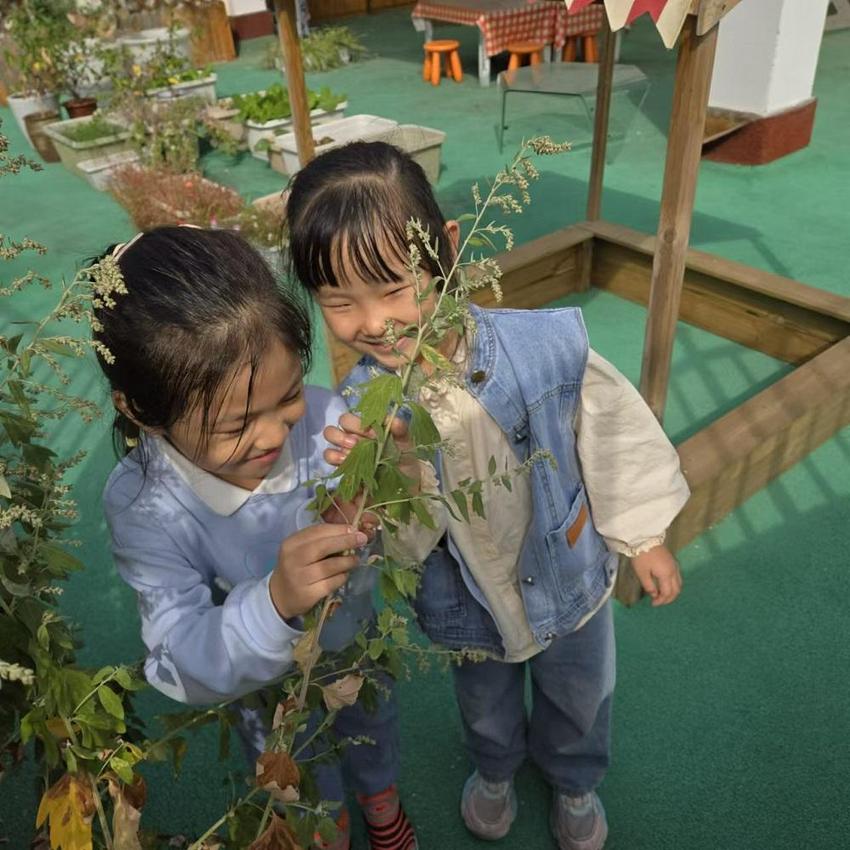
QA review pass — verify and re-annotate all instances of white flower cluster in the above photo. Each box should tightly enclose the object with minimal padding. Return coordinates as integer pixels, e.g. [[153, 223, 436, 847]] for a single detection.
[[0, 660, 36, 687]]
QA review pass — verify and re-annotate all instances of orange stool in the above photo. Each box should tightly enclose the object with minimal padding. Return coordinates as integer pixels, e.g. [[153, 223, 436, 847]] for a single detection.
[[506, 42, 545, 71], [562, 33, 599, 62], [423, 40, 463, 86]]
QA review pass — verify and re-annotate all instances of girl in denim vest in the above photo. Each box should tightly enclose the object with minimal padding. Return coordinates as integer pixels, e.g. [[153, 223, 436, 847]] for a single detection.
[[95, 227, 418, 850], [286, 142, 689, 850]]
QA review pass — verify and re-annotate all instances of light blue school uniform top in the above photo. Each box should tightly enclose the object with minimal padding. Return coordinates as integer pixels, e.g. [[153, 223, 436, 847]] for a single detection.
[[103, 386, 375, 706]]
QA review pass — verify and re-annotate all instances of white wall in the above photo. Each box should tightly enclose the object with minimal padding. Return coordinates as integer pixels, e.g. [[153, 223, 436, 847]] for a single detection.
[[709, 0, 830, 116], [223, 0, 268, 15]]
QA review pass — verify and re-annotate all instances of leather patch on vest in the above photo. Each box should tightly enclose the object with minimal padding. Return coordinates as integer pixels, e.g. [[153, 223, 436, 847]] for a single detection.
[[567, 503, 588, 548]]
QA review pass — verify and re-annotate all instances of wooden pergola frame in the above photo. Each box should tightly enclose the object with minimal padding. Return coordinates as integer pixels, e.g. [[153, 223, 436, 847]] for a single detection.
[[304, 0, 850, 602]]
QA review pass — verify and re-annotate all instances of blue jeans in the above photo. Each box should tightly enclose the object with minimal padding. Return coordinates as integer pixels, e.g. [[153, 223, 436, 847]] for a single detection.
[[451, 601, 615, 795]]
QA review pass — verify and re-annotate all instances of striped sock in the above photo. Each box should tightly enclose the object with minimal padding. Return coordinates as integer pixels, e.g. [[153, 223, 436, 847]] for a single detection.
[[356, 785, 417, 850]]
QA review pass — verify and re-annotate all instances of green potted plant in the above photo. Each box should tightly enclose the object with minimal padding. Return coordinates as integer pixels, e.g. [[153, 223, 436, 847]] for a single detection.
[[56, 34, 107, 118], [264, 25, 367, 72], [43, 112, 134, 177], [2, 0, 71, 145], [236, 83, 347, 161]]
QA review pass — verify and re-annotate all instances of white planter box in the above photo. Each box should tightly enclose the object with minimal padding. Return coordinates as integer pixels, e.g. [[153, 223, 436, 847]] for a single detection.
[[246, 101, 348, 161], [77, 150, 140, 191], [148, 73, 218, 105], [117, 27, 190, 64], [7, 91, 60, 147], [373, 124, 447, 184], [275, 115, 398, 175]]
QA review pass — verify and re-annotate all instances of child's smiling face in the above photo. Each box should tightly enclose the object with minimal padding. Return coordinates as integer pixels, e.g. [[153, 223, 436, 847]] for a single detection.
[[316, 266, 440, 371], [164, 339, 306, 489], [315, 224, 458, 371]]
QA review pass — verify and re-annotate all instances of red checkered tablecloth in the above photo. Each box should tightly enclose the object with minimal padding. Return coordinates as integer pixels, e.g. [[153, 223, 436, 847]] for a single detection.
[[412, 0, 604, 58]]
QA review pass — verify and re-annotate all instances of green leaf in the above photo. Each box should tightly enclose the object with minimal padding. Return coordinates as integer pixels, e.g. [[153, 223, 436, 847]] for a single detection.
[[36, 623, 50, 650], [64, 747, 78, 775], [367, 638, 385, 661], [379, 571, 401, 605], [1, 334, 23, 354], [451, 490, 470, 523], [111, 756, 134, 784], [410, 498, 436, 530], [317, 817, 339, 844], [356, 374, 403, 433], [420, 343, 453, 373], [0, 411, 36, 444], [335, 438, 378, 502], [472, 491, 485, 519], [408, 402, 441, 448], [98, 686, 125, 720], [488, 456, 497, 476], [41, 543, 84, 575]]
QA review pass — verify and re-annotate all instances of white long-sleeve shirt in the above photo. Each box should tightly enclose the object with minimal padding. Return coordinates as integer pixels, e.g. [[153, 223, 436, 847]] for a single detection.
[[389, 342, 690, 662]]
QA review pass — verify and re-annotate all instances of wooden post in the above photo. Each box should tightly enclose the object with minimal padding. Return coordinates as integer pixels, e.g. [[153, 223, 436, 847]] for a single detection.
[[273, 0, 314, 168], [639, 15, 718, 421], [586, 15, 616, 222]]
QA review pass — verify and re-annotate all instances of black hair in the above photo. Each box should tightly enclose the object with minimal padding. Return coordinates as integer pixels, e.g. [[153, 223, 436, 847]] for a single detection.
[[285, 141, 453, 292], [91, 226, 312, 457]]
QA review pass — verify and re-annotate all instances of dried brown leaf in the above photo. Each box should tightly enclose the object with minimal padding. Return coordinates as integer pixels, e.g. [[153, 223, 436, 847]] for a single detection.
[[256, 751, 300, 802], [320, 674, 365, 711], [247, 813, 303, 850]]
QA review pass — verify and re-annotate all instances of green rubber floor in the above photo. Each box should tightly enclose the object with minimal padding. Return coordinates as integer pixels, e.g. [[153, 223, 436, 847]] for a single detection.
[[2, 10, 849, 849]]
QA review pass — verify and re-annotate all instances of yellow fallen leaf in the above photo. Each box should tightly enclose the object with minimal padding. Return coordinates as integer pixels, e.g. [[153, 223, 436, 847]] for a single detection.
[[35, 774, 94, 850], [320, 674, 365, 712]]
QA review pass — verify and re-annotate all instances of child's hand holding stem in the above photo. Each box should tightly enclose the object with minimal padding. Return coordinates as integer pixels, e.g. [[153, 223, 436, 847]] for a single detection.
[[323, 411, 425, 505], [269, 524, 369, 620]]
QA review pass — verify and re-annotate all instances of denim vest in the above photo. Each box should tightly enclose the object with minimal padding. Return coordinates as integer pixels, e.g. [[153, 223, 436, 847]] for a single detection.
[[340, 305, 618, 657]]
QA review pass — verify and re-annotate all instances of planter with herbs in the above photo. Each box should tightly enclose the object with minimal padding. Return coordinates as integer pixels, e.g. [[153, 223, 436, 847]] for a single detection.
[[147, 66, 218, 105], [44, 114, 133, 176], [235, 84, 347, 160]]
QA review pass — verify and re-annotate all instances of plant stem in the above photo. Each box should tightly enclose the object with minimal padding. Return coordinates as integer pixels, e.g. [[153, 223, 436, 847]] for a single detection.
[[255, 794, 275, 840], [89, 773, 115, 850], [188, 787, 261, 850]]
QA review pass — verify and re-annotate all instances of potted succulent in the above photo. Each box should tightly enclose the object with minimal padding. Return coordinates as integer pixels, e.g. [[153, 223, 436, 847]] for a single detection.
[[2, 0, 70, 145]]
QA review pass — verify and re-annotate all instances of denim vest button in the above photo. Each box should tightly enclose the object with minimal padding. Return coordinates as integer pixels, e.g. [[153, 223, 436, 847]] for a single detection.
[[470, 370, 486, 384], [544, 632, 556, 642], [523, 576, 534, 585]]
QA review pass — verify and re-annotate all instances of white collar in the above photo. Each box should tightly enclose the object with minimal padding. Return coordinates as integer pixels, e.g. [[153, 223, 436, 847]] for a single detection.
[[153, 435, 298, 516]]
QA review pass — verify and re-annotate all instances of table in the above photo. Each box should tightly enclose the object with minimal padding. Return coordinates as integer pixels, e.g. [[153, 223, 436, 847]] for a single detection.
[[497, 61, 649, 151], [411, 0, 605, 87]]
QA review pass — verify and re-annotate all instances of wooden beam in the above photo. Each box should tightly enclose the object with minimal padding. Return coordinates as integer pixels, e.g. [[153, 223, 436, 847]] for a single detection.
[[668, 337, 850, 550], [586, 14, 615, 222], [696, 0, 747, 35], [585, 220, 850, 363], [327, 228, 593, 383], [273, 0, 314, 168], [639, 16, 719, 421]]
